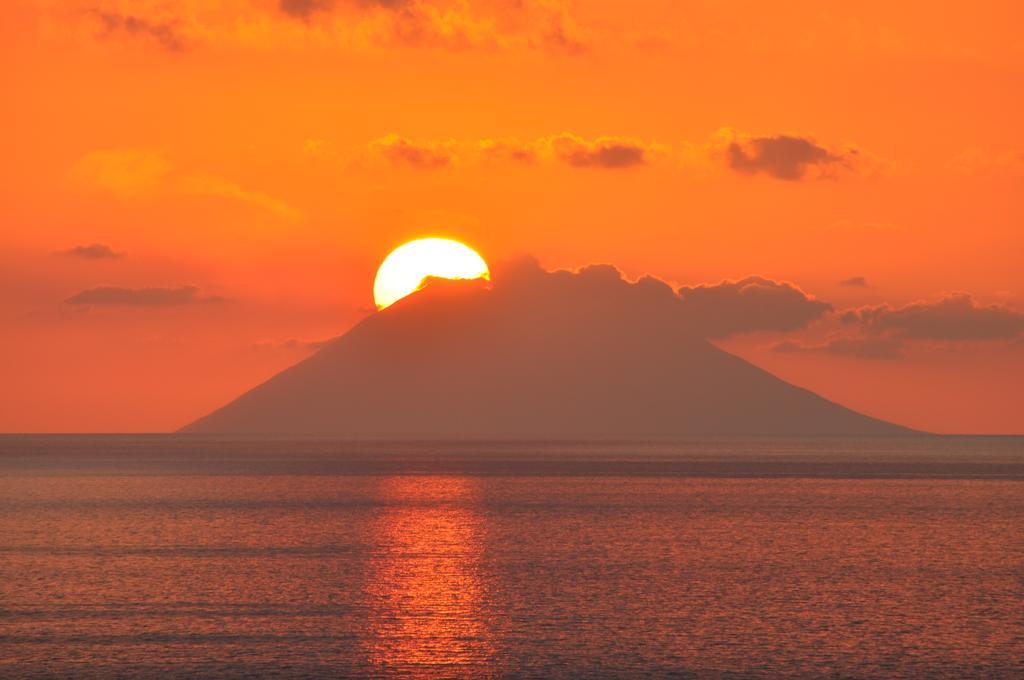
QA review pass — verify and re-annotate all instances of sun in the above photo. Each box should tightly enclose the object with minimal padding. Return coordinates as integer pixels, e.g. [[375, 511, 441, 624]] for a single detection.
[[373, 238, 490, 310]]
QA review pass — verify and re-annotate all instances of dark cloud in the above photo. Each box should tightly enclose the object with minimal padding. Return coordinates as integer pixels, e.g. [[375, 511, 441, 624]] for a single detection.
[[96, 12, 184, 52], [62, 244, 124, 260], [488, 260, 829, 340], [676, 277, 832, 338], [841, 294, 1024, 341], [838, 276, 868, 287], [775, 292, 1024, 362], [279, 0, 336, 20], [773, 336, 905, 360], [370, 134, 455, 169], [491, 263, 831, 338], [279, 0, 412, 21], [727, 134, 852, 181], [65, 285, 223, 307], [549, 134, 652, 169]]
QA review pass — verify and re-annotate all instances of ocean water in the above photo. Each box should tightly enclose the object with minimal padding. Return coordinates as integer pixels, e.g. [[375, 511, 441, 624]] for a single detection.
[[1, 436, 1022, 678]]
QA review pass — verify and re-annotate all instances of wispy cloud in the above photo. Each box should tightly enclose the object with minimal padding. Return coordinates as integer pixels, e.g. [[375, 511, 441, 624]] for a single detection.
[[65, 285, 223, 307], [181, 173, 301, 220], [252, 336, 339, 352], [73, 148, 300, 220], [64, 0, 586, 55], [71, 149, 169, 197], [94, 11, 185, 52], [773, 336, 905, 360]]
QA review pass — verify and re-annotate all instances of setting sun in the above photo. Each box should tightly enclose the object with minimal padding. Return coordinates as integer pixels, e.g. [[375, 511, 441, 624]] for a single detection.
[[373, 238, 490, 310]]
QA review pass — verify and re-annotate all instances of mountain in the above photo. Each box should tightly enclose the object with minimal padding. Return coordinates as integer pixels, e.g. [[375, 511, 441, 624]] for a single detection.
[[181, 261, 913, 436]]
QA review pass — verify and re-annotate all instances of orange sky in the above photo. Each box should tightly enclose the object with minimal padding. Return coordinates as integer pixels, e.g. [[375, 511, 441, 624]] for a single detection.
[[2, 0, 1022, 433]]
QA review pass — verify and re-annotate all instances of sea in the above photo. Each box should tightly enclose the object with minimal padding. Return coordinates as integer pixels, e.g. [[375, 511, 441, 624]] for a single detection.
[[1, 436, 1022, 678]]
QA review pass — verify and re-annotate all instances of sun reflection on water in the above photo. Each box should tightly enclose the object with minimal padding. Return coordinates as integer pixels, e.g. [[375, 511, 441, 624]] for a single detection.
[[361, 476, 492, 676]]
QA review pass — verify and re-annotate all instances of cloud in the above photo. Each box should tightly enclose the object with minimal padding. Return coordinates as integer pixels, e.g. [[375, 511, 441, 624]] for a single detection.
[[278, 0, 338, 20], [838, 276, 869, 287], [65, 285, 223, 307], [676, 277, 832, 338], [382, 1, 583, 53], [275, 0, 579, 52], [476, 130, 856, 174], [722, 132, 854, 181], [252, 336, 339, 351], [773, 336, 905, 360], [478, 138, 541, 164], [489, 258, 692, 330], [547, 133, 655, 169], [774, 292, 1024, 363], [841, 294, 1024, 341], [369, 133, 456, 168], [180, 174, 301, 220], [485, 259, 833, 341], [478, 134, 661, 168], [72, 149, 169, 196], [58, 0, 587, 55], [73, 148, 299, 219], [94, 11, 185, 52], [528, 1, 586, 54], [61, 244, 124, 260]]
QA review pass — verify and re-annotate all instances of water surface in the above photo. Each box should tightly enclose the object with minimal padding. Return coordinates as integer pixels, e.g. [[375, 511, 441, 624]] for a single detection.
[[1, 436, 1022, 677]]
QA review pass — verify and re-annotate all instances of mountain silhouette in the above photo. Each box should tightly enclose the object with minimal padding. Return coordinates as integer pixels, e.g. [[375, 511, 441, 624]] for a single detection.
[[182, 260, 912, 436]]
